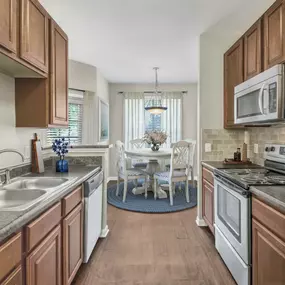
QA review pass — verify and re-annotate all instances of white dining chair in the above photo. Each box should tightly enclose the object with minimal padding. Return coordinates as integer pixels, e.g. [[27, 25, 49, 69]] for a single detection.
[[153, 140, 196, 206], [115, 140, 148, 202], [129, 138, 148, 169]]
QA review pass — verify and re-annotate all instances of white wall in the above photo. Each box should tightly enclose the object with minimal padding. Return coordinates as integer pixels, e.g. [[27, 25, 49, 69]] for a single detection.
[[0, 73, 45, 168], [109, 83, 197, 177]]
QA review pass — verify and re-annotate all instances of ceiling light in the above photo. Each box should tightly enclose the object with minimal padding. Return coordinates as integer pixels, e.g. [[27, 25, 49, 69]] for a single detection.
[[145, 67, 167, 114]]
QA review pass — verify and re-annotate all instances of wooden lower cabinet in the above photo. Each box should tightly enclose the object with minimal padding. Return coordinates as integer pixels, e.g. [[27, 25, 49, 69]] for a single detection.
[[202, 178, 214, 234], [252, 218, 285, 285], [26, 225, 61, 285], [1, 266, 22, 285], [63, 203, 83, 285]]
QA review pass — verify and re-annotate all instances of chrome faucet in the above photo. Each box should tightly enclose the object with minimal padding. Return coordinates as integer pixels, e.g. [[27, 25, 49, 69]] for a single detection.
[[0, 149, 25, 185]]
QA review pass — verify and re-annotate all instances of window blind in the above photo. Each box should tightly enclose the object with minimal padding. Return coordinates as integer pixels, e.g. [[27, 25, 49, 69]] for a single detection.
[[46, 90, 84, 145]]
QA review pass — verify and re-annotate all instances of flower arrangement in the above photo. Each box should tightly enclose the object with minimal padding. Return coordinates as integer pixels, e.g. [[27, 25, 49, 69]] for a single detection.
[[52, 138, 69, 158], [143, 130, 168, 146]]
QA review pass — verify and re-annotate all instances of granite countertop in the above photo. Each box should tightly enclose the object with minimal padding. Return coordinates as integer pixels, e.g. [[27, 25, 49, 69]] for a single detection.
[[0, 165, 100, 242], [250, 185, 285, 214], [43, 144, 112, 150], [202, 161, 262, 171]]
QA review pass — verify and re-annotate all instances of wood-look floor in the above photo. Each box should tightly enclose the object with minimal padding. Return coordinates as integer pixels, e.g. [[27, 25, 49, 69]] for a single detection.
[[73, 205, 236, 285]]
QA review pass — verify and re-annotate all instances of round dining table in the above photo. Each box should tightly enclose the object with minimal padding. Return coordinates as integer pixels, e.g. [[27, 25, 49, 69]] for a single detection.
[[125, 148, 172, 199]]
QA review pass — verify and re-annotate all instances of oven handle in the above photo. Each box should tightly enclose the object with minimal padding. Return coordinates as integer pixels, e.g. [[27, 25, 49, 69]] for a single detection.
[[258, 84, 266, 115], [214, 175, 250, 198]]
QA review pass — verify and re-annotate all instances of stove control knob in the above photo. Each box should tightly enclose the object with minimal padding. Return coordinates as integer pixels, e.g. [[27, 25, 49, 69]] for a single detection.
[[271, 147, 276, 152], [265, 147, 270, 152]]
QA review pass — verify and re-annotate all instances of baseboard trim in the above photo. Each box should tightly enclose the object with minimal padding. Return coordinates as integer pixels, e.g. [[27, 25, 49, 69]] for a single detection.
[[100, 225, 109, 238], [196, 216, 207, 227], [108, 176, 117, 182]]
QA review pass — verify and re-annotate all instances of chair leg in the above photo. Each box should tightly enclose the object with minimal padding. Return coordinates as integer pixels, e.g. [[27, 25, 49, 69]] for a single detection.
[[116, 175, 120, 196], [185, 179, 190, 203], [123, 179, 128, 203], [154, 178, 157, 200], [191, 169, 195, 187], [169, 182, 173, 206], [179, 182, 182, 191], [144, 176, 148, 199]]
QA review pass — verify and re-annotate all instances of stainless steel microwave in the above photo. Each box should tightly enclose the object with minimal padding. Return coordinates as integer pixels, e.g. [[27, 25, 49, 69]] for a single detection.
[[234, 64, 284, 125]]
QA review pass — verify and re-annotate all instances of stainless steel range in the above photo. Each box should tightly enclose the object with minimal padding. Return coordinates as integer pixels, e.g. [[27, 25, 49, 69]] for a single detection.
[[213, 144, 285, 285]]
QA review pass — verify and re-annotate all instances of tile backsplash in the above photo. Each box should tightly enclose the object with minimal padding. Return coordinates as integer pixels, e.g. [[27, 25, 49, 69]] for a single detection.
[[248, 126, 285, 166], [202, 129, 245, 161], [202, 126, 285, 165]]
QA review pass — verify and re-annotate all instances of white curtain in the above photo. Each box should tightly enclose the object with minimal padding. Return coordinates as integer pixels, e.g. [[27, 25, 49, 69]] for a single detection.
[[123, 91, 183, 148], [161, 92, 182, 147], [124, 92, 145, 148]]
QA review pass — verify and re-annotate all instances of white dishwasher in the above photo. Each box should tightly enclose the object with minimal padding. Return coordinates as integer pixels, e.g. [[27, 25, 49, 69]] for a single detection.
[[83, 169, 103, 263]]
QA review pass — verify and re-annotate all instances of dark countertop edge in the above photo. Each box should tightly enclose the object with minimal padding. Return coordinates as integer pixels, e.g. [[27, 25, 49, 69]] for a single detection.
[[42, 145, 111, 150], [250, 186, 285, 214], [0, 167, 100, 243], [201, 161, 262, 171]]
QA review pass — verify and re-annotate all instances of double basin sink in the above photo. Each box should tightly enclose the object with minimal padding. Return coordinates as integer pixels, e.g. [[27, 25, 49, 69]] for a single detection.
[[0, 177, 73, 211]]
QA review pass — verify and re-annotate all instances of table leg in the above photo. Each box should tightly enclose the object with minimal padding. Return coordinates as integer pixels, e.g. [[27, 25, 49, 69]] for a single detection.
[[132, 159, 167, 199]]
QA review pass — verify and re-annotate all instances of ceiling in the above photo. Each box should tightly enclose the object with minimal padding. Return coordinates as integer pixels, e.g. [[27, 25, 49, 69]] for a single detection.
[[40, 0, 246, 83]]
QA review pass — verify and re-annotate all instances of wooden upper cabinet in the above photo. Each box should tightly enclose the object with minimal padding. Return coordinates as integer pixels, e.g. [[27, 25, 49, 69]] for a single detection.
[[63, 203, 83, 285], [20, 0, 49, 73], [0, 0, 17, 53], [224, 38, 244, 128], [252, 218, 285, 285], [50, 20, 68, 126], [264, 0, 285, 70], [26, 225, 61, 285], [244, 19, 262, 80]]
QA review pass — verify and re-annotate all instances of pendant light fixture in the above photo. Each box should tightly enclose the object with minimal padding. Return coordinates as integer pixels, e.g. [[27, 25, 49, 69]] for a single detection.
[[145, 67, 167, 115]]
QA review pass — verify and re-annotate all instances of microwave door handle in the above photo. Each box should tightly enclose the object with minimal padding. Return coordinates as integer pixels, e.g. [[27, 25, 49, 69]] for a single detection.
[[258, 84, 266, 115]]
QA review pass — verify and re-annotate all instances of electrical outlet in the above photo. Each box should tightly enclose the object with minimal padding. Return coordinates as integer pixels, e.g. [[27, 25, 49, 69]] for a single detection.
[[254, 144, 259, 154], [24, 145, 31, 159], [205, 143, 212, 153]]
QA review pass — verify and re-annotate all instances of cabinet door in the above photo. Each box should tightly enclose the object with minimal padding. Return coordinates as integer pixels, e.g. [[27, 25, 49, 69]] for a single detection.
[[26, 225, 61, 285], [244, 19, 262, 80], [1, 266, 22, 285], [63, 203, 83, 285], [224, 38, 244, 128], [0, 0, 17, 53], [50, 20, 68, 126], [20, 0, 49, 73], [264, 0, 285, 70], [202, 179, 214, 234], [252, 218, 285, 285]]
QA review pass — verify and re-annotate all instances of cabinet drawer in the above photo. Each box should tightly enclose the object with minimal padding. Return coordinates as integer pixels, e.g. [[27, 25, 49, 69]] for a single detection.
[[0, 233, 22, 282], [1, 266, 22, 285], [26, 202, 61, 252], [252, 197, 285, 241], [202, 167, 214, 185], [62, 186, 82, 216]]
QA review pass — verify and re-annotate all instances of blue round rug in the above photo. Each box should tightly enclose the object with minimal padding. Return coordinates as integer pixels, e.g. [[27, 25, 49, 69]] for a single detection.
[[107, 182, 197, 213]]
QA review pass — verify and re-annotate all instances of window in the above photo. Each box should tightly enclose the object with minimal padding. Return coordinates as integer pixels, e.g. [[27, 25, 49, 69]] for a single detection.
[[46, 90, 84, 145], [124, 92, 182, 147]]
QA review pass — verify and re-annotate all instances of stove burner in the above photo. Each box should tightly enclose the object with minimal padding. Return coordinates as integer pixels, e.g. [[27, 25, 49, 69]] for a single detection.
[[224, 169, 249, 175], [267, 176, 285, 184], [241, 175, 267, 184]]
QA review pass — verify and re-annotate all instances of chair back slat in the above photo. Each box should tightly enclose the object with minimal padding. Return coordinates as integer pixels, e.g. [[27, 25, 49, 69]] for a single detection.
[[170, 140, 196, 177], [130, 138, 145, 149], [115, 140, 126, 174]]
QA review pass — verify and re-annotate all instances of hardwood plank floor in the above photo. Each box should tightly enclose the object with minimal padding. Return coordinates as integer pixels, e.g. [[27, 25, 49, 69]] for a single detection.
[[73, 205, 236, 285]]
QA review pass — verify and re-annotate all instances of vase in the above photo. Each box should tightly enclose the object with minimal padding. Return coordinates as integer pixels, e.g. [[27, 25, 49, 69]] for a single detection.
[[151, 143, 160, 151], [56, 157, 68, 173]]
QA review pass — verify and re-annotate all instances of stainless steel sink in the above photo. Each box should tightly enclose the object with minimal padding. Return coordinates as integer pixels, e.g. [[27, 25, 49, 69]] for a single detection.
[[0, 189, 47, 210], [4, 177, 69, 190]]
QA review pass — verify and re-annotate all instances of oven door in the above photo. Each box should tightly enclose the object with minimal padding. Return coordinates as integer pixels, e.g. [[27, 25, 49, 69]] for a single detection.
[[214, 177, 249, 264], [234, 73, 282, 124]]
